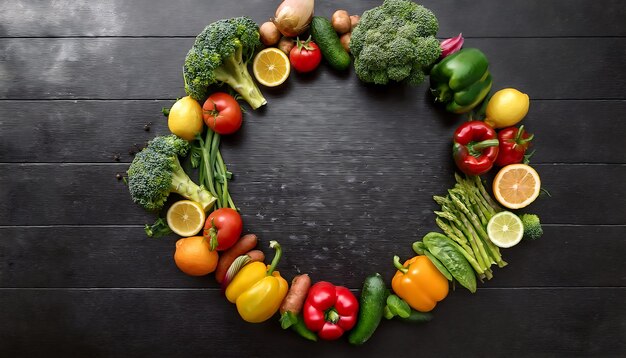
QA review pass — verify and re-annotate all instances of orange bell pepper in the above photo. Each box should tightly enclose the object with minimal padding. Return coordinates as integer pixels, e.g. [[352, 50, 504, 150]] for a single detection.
[[391, 255, 449, 312]]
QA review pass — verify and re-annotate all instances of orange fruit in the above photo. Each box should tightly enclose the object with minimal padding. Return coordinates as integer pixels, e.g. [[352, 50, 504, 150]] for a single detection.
[[252, 48, 290, 87], [174, 236, 218, 276], [492, 164, 541, 209]]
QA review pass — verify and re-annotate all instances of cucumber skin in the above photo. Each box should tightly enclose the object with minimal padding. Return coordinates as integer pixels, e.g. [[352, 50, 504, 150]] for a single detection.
[[310, 16, 351, 71], [348, 273, 387, 346]]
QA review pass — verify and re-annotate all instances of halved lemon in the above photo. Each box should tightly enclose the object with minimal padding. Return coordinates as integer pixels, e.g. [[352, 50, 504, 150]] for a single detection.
[[253, 48, 290, 87], [487, 211, 524, 248], [492, 164, 541, 209], [166, 200, 206, 237]]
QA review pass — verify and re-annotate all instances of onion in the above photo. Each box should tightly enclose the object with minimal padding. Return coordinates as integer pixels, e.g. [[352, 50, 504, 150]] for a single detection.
[[272, 0, 315, 37]]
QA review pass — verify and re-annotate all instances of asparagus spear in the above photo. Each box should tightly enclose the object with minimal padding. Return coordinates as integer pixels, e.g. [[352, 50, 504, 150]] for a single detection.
[[471, 175, 502, 212]]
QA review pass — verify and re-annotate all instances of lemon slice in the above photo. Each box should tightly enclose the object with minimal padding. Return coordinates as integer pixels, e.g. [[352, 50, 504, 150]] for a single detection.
[[492, 163, 541, 209], [166, 200, 206, 237], [487, 211, 524, 248], [253, 48, 290, 87]]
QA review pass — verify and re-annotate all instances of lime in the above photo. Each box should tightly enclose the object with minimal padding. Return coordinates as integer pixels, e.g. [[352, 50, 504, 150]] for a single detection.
[[487, 211, 524, 248]]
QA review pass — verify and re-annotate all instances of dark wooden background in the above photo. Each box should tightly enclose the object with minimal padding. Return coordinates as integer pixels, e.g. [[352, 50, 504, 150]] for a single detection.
[[1, 0, 625, 356]]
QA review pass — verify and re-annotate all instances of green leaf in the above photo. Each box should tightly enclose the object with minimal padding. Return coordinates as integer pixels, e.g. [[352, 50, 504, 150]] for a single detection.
[[412, 241, 426, 255], [280, 311, 298, 329], [144, 217, 172, 238]]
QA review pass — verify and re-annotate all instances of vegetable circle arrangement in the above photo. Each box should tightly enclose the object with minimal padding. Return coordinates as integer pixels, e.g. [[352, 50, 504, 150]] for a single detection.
[[127, 0, 545, 345]]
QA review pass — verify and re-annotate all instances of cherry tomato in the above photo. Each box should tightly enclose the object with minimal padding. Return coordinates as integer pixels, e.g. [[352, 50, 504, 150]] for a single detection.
[[204, 208, 243, 251], [202, 92, 242, 135], [289, 37, 322, 73]]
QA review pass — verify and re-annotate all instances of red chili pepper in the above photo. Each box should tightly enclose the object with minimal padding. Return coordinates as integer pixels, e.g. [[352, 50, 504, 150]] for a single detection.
[[495, 125, 534, 167], [302, 281, 359, 340], [452, 121, 499, 176]]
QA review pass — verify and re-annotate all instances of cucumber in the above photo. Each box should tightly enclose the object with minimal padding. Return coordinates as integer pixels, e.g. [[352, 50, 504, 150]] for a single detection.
[[348, 273, 387, 345], [310, 16, 351, 71]]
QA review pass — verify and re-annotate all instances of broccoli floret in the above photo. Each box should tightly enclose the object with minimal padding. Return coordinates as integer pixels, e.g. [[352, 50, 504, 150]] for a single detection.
[[350, 0, 441, 85], [183, 17, 266, 109], [521, 214, 543, 241], [127, 135, 216, 212]]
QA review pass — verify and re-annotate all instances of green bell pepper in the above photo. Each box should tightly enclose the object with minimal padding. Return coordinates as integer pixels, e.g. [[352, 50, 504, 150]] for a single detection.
[[430, 48, 493, 114]]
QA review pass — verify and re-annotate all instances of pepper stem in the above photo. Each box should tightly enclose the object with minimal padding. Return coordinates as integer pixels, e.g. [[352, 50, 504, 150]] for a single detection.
[[326, 308, 340, 324], [471, 139, 499, 151], [393, 255, 408, 274], [266, 241, 282, 276]]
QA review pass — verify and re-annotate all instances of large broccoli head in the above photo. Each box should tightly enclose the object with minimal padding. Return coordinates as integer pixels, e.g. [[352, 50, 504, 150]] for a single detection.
[[127, 135, 215, 211], [183, 17, 266, 109], [350, 0, 441, 85]]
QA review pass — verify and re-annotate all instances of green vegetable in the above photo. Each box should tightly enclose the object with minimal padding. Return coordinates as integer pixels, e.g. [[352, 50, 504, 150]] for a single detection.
[[412, 241, 426, 255], [348, 273, 387, 346], [310, 16, 351, 71], [349, 0, 441, 85], [285, 312, 317, 342], [423, 250, 453, 281], [430, 48, 493, 114], [183, 17, 266, 109], [521, 214, 543, 240], [397, 310, 433, 323], [423, 232, 477, 293], [127, 135, 216, 212], [144, 217, 173, 238], [385, 294, 411, 318]]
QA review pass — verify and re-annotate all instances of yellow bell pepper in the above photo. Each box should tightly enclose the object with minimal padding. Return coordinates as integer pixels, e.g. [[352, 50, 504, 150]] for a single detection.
[[225, 241, 288, 323], [391, 255, 449, 312]]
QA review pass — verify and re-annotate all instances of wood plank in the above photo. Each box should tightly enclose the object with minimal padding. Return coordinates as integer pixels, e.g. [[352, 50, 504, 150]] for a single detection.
[[0, 225, 623, 289], [1, 0, 624, 37], [0, 288, 623, 356], [1, 38, 625, 100], [1, 99, 625, 164]]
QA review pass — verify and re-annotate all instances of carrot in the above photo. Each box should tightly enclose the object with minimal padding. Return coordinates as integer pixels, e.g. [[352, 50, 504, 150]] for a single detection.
[[245, 249, 265, 263], [279, 274, 312, 329], [215, 234, 258, 283]]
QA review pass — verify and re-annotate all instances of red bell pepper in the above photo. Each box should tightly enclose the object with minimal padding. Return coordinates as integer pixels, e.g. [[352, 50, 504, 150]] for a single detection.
[[453, 121, 499, 176], [303, 281, 359, 340], [495, 125, 534, 166]]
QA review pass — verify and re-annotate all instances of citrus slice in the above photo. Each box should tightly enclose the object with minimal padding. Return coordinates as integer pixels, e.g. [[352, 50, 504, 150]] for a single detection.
[[253, 48, 290, 87], [492, 163, 541, 209], [166, 200, 206, 237], [487, 211, 524, 248]]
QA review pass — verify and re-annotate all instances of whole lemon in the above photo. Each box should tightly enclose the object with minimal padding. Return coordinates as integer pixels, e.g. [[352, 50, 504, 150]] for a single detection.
[[485, 88, 530, 128], [168, 96, 204, 140]]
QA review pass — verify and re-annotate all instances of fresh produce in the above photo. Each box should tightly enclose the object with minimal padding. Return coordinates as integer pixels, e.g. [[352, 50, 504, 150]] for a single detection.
[[221, 251, 266, 291], [215, 234, 258, 283], [422, 232, 477, 293], [339, 33, 351, 53], [253, 48, 291, 87], [204, 208, 243, 251], [272, 0, 314, 37], [331, 10, 351, 34], [278, 36, 295, 54], [166, 200, 206, 237], [432, 174, 507, 280], [487, 211, 524, 248], [290, 314, 318, 341], [348, 273, 386, 346], [350, 0, 440, 85], [391, 255, 448, 312], [430, 48, 492, 113], [183, 17, 266, 109], [144, 217, 173, 238], [289, 37, 322, 73], [384, 294, 433, 323], [167, 96, 204, 141], [202, 92, 243, 135], [225, 241, 288, 323], [492, 163, 541, 209], [495, 125, 534, 167], [452, 121, 499, 176], [260, 21, 281, 46], [310, 16, 351, 71], [521, 214, 543, 241], [485, 88, 530, 128], [423, 250, 453, 281], [303, 281, 359, 340], [349, 15, 360, 31], [127, 135, 216, 211], [440, 33, 464, 58], [174, 236, 218, 276], [280, 274, 312, 329]]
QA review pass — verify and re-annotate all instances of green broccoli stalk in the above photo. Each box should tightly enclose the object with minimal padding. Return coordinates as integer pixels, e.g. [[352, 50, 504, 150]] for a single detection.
[[127, 135, 216, 212], [350, 0, 441, 85], [183, 17, 266, 109], [521, 214, 543, 241]]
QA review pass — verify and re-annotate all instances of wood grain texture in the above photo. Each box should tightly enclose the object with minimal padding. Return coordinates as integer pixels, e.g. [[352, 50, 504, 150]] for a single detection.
[[1, 0, 624, 37], [1, 38, 626, 100], [0, 288, 624, 357], [0, 225, 623, 289]]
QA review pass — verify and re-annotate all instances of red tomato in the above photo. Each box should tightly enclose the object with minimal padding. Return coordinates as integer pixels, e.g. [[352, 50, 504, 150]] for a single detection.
[[289, 38, 322, 73], [204, 208, 243, 251], [202, 92, 242, 135]]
